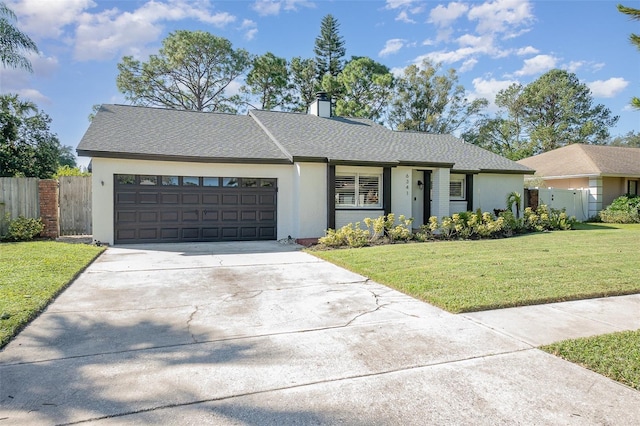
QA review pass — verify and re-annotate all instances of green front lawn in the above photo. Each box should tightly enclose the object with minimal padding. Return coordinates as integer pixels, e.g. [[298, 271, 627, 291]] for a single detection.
[[541, 330, 640, 391], [311, 223, 640, 313], [0, 241, 105, 348]]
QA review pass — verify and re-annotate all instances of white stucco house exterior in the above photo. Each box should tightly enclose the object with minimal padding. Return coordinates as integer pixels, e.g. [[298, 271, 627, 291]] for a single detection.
[[77, 96, 533, 245]]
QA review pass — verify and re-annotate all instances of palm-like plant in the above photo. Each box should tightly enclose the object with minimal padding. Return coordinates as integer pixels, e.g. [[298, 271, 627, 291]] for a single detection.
[[506, 191, 522, 218], [0, 2, 38, 72]]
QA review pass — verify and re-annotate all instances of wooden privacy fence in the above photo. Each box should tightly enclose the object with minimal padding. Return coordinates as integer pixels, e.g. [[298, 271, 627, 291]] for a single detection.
[[0, 178, 40, 236], [59, 176, 92, 235], [0, 176, 92, 238]]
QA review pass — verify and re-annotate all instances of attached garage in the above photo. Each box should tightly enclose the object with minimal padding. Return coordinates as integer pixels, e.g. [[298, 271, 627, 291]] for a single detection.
[[113, 174, 277, 244]]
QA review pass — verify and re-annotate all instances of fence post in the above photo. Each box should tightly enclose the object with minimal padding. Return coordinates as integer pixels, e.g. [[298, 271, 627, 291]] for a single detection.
[[39, 179, 59, 238]]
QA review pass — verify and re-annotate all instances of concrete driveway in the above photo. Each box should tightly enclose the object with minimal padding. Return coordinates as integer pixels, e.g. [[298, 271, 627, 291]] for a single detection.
[[1, 242, 639, 425]]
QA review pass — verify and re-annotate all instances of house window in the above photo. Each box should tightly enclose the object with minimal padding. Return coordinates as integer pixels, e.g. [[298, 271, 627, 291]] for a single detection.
[[335, 173, 381, 208], [628, 180, 638, 196], [450, 178, 465, 200]]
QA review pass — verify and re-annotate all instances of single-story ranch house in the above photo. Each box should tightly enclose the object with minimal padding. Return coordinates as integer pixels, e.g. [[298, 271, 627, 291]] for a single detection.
[[77, 95, 533, 245], [518, 144, 640, 218]]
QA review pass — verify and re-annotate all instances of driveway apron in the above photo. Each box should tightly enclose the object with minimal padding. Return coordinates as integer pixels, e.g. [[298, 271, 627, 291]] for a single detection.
[[1, 242, 639, 425]]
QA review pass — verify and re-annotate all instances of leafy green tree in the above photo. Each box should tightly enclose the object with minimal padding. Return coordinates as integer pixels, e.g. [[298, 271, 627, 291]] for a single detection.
[[314, 14, 346, 78], [58, 145, 77, 168], [242, 52, 290, 110], [116, 30, 252, 113], [618, 4, 640, 109], [609, 130, 640, 147], [463, 83, 532, 160], [0, 94, 62, 178], [389, 60, 488, 134], [334, 57, 394, 121], [0, 2, 38, 71], [521, 69, 618, 152], [288, 57, 319, 112]]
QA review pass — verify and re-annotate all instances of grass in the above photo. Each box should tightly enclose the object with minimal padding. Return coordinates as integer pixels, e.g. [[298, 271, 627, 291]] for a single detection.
[[541, 330, 640, 391], [0, 241, 105, 348], [310, 223, 640, 313]]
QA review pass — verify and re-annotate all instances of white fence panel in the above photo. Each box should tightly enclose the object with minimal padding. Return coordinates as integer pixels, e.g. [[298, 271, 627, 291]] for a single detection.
[[535, 188, 590, 222]]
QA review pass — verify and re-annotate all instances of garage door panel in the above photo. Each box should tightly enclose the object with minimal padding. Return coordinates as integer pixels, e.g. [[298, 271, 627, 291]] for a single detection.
[[162, 193, 179, 204], [161, 211, 179, 222], [160, 228, 179, 239], [260, 194, 276, 205], [221, 210, 238, 221], [139, 211, 158, 222], [241, 211, 257, 221], [116, 192, 136, 204], [182, 210, 199, 221], [139, 192, 158, 204], [114, 174, 277, 243], [181, 193, 199, 204], [138, 228, 159, 240], [202, 194, 219, 204]]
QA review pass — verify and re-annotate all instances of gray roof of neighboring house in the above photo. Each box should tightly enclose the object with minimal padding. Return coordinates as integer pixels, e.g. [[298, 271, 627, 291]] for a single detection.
[[78, 104, 533, 174], [517, 144, 640, 178]]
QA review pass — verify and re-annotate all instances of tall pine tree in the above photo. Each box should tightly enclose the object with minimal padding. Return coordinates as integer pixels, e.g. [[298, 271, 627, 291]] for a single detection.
[[314, 14, 346, 79], [618, 4, 640, 109]]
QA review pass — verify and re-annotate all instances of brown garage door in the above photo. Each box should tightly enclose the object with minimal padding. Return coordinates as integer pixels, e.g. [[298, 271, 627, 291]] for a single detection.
[[114, 175, 277, 244]]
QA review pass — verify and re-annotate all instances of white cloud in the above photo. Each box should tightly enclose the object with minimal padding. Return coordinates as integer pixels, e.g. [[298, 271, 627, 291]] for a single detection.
[[565, 60, 584, 73], [16, 88, 51, 105], [8, 0, 95, 39], [513, 54, 557, 76], [72, 0, 237, 61], [0, 52, 59, 96], [428, 2, 469, 27], [240, 19, 258, 40], [252, 0, 281, 16], [379, 39, 406, 57], [385, 0, 417, 10], [468, 0, 534, 35], [516, 46, 539, 56], [459, 58, 478, 72], [252, 0, 314, 16], [395, 11, 415, 23], [469, 77, 517, 110], [587, 78, 629, 98]]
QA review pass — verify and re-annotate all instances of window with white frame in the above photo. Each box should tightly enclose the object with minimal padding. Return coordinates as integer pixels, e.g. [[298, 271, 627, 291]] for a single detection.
[[335, 173, 382, 208], [450, 177, 465, 200]]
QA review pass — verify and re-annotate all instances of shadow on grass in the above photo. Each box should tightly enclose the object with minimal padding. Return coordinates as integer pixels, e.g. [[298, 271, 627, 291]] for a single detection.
[[572, 222, 619, 231]]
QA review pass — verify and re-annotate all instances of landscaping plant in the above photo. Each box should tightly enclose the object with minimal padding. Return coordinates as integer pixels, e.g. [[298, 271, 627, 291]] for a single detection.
[[1, 214, 44, 241], [599, 195, 640, 223]]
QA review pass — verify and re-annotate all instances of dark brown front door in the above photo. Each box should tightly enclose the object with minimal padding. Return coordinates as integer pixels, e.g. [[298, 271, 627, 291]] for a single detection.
[[114, 175, 277, 244]]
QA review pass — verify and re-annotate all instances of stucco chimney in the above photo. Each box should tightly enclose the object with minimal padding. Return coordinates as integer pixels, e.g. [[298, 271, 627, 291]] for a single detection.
[[308, 91, 331, 118]]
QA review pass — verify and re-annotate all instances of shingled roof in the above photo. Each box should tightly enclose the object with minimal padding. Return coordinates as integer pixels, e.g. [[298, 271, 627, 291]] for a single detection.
[[517, 144, 640, 178], [78, 104, 533, 174]]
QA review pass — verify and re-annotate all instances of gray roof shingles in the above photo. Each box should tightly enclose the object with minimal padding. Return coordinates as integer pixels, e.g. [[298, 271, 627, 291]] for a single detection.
[[78, 104, 533, 173]]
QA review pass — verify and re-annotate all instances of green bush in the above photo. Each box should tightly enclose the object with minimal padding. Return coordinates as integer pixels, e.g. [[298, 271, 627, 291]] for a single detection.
[[420, 210, 505, 240], [2, 214, 44, 241], [523, 204, 575, 231], [318, 222, 370, 248], [318, 214, 414, 248], [599, 195, 640, 223]]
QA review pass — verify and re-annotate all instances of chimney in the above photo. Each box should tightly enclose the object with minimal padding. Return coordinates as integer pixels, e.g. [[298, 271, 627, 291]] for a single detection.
[[308, 91, 331, 118]]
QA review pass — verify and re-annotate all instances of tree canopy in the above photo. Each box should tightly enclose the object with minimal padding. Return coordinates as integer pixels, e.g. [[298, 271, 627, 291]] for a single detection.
[[314, 14, 346, 78], [0, 94, 63, 178], [465, 69, 619, 159], [0, 1, 38, 71], [242, 52, 290, 110], [388, 60, 488, 134], [116, 30, 252, 113], [617, 3, 640, 110]]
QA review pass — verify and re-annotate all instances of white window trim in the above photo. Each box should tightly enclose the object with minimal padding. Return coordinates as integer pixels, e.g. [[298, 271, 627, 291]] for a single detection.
[[335, 173, 382, 209]]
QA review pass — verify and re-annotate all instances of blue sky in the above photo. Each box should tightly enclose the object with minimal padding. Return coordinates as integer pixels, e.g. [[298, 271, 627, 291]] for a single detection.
[[1, 0, 638, 167]]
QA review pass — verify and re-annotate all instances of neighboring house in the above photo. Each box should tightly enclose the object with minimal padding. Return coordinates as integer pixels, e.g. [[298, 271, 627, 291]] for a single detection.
[[518, 144, 640, 218], [77, 96, 533, 245]]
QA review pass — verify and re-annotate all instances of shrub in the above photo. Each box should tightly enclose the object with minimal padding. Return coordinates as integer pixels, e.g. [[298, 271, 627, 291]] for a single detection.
[[318, 222, 370, 248], [423, 210, 505, 240], [599, 195, 640, 223], [523, 204, 575, 231], [2, 214, 44, 241]]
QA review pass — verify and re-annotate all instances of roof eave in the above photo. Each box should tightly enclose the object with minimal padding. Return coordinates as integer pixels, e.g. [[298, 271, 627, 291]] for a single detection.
[[76, 150, 293, 165]]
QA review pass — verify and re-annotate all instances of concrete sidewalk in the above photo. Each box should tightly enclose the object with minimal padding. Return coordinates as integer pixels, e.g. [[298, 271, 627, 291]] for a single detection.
[[1, 242, 639, 425]]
